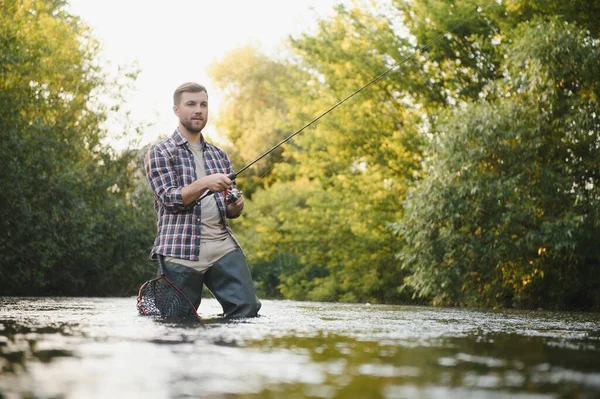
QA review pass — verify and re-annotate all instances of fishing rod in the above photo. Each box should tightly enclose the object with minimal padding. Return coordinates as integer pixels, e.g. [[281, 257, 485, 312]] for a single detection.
[[200, 3, 497, 202]]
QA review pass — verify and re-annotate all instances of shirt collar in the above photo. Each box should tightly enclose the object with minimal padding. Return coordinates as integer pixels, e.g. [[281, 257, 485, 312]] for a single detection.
[[173, 128, 206, 149]]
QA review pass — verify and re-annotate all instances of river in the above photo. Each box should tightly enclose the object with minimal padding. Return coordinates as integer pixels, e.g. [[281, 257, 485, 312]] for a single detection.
[[0, 297, 599, 398]]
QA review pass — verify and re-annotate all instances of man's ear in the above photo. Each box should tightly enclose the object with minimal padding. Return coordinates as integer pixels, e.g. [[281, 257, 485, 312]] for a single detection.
[[173, 105, 179, 117]]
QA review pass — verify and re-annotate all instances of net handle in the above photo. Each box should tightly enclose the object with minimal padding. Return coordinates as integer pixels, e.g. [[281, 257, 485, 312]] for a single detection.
[[158, 255, 166, 276]]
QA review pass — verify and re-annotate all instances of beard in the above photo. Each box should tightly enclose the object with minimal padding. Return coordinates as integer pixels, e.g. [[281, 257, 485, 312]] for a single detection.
[[181, 118, 206, 134]]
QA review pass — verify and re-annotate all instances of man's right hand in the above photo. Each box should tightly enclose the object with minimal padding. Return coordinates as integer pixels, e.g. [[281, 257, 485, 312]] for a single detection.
[[182, 173, 233, 206], [201, 173, 233, 193]]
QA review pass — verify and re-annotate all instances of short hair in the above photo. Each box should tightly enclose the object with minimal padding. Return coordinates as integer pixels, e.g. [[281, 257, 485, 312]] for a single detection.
[[173, 82, 208, 106]]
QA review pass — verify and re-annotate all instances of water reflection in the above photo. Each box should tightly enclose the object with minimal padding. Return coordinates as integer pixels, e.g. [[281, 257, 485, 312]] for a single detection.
[[0, 297, 599, 398], [244, 332, 600, 398]]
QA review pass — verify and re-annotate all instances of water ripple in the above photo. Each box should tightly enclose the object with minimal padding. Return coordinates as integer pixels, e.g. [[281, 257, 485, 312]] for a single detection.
[[1, 297, 599, 398]]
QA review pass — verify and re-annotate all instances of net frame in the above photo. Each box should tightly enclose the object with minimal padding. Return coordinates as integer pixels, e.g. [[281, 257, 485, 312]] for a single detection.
[[137, 257, 199, 317]]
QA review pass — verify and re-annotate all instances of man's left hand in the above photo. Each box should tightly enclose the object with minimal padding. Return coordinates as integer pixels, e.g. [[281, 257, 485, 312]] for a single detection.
[[226, 195, 244, 218]]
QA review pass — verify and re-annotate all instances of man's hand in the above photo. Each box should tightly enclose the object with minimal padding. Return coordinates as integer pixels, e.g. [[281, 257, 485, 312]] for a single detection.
[[202, 173, 233, 193], [226, 193, 244, 218], [182, 173, 233, 205]]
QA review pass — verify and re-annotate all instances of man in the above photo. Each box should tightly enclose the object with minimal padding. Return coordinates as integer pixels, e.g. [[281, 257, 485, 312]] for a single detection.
[[144, 82, 261, 318]]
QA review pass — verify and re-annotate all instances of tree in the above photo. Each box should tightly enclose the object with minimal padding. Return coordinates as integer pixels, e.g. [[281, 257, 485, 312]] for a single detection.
[[212, 3, 423, 303], [401, 15, 600, 309], [208, 46, 304, 196], [212, 0, 600, 309], [0, 0, 155, 296]]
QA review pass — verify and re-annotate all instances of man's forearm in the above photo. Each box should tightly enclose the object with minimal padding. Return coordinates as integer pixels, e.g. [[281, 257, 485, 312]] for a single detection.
[[181, 180, 209, 206]]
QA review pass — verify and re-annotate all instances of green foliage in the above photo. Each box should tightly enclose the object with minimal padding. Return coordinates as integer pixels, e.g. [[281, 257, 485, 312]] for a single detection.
[[0, 0, 155, 296], [401, 16, 600, 309], [216, 0, 600, 310], [214, 2, 423, 304], [7, 0, 598, 310], [208, 46, 307, 196]]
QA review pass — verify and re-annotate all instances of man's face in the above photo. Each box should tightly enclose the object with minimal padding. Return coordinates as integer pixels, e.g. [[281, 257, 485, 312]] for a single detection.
[[174, 91, 208, 134]]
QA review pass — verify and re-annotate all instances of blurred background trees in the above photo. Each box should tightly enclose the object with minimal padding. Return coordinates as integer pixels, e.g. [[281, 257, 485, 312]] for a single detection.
[[2, 0, 598, 310], [0, 0, 155, 295], [216, 0, 600, 309]]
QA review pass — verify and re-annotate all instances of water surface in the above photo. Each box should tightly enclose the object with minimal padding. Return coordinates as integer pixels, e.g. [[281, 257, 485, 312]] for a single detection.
[[1, 297, 599, 398]]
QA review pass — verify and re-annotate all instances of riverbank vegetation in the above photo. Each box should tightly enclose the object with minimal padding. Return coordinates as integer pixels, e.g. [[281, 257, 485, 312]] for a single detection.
[[1, 0, 598, 310], [0, 0, 155, 295]]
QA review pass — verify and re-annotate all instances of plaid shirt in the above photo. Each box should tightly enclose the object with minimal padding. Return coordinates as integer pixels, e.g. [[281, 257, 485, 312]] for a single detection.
[[144, 129, 241, 260]]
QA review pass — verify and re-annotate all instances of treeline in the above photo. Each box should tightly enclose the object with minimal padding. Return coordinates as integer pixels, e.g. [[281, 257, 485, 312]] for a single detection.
[[0, 0, 156, 296], [1, 0, 599, 311], [213, 0, 600, 310]]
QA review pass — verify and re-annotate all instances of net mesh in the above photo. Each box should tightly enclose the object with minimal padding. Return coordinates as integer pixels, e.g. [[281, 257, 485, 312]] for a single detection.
[[137, 276, 198, 317]]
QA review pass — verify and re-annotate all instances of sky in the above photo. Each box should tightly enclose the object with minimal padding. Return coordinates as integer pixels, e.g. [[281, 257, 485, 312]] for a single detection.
[[67, 0, 347, 150]]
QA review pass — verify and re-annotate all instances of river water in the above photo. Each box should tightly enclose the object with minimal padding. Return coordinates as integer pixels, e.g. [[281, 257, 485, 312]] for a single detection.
[[0, 297, 599, 399]]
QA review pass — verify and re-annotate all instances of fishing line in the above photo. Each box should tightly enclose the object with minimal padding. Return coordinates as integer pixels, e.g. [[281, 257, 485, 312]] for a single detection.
[[201, 2, 500, 201]]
